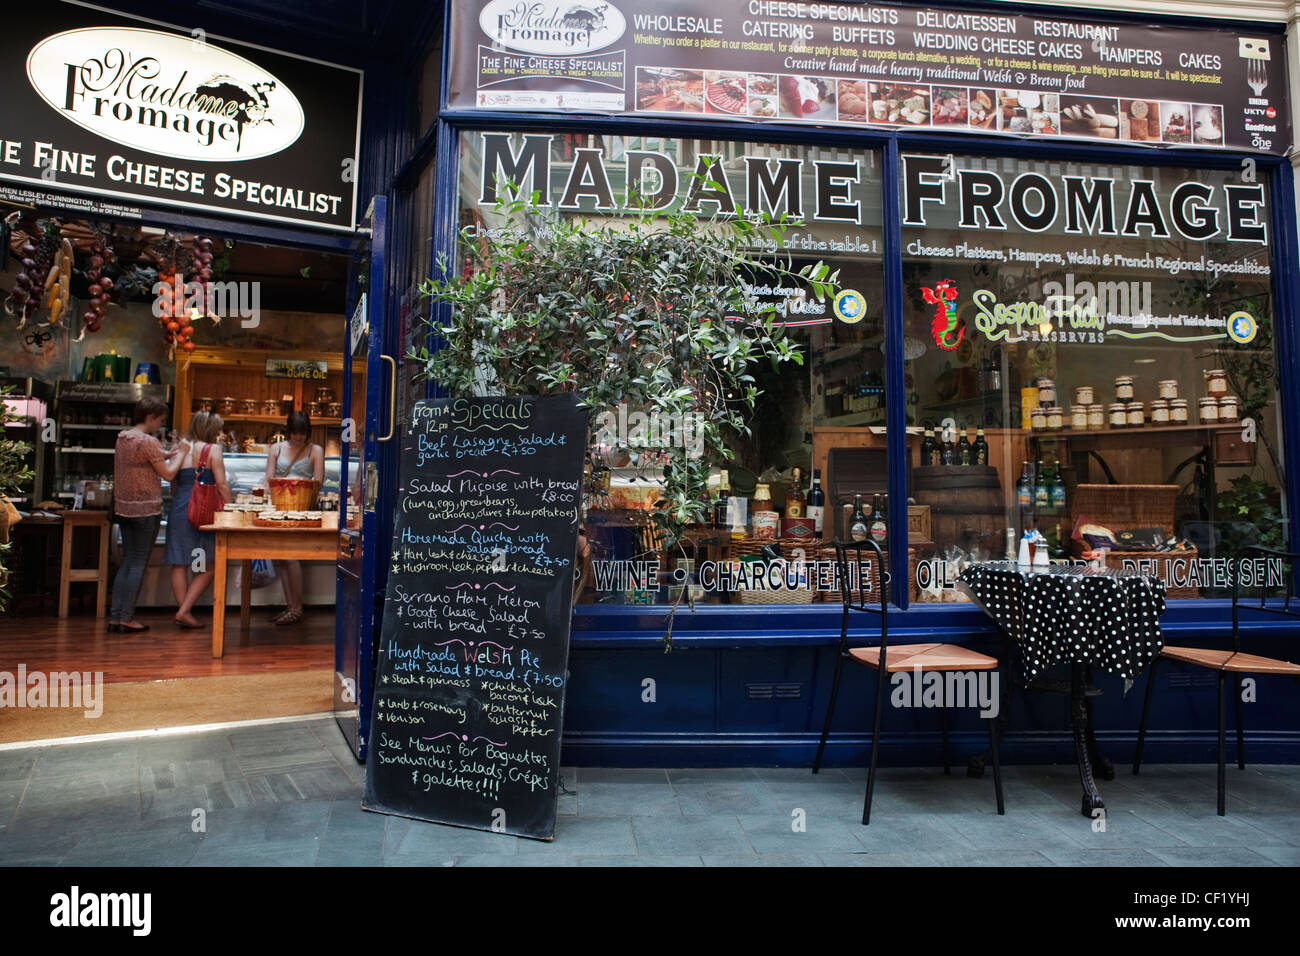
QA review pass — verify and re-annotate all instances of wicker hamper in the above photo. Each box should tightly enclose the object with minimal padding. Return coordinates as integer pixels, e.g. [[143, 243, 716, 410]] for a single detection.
[[1069, 483, 1199, 599]]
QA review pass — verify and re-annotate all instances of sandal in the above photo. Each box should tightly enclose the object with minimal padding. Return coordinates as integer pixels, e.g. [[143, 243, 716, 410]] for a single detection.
[[274, 609, 303, 626], [173, 617, 203, 630]]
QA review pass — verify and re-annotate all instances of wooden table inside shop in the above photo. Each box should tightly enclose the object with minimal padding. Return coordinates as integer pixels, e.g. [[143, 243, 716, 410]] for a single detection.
[[202, 523, 338, 657]]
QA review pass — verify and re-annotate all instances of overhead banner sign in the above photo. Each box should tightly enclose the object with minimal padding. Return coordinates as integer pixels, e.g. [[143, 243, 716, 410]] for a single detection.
[[1, 1, 363, 231], [449, 0, 1290, 155]]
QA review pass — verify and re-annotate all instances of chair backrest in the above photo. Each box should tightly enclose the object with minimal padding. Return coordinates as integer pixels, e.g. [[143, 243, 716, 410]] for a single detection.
[[833, 538, 888, 657], [1232, 545, 1300, 650]]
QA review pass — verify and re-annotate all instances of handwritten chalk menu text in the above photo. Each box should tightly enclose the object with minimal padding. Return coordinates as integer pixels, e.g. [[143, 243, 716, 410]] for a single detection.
[[362, 395, 588, 840]]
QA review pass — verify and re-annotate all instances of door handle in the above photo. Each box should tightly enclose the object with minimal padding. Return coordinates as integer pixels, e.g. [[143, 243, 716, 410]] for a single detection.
[[378, 354, 396, 442]]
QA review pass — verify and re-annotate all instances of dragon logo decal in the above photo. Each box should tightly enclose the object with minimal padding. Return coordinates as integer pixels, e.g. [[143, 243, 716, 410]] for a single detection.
[[922, 279, 963, 351]]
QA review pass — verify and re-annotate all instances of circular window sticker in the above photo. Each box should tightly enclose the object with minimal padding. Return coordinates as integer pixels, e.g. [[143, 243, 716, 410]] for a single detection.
[[833, 289, 866, 324], [1227, 311, 1257, 344]]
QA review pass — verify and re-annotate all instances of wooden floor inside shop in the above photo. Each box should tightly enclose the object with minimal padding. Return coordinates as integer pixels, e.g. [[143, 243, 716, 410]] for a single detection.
[[0, 607, 335, 745]]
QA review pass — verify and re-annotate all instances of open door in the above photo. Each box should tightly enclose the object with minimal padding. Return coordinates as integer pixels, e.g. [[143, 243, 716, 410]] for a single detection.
[[335, 195, 393, 759]]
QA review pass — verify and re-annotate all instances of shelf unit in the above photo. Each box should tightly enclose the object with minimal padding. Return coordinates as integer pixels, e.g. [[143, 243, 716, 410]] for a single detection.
[[52, 381, 173, 498], [1, 377, 53, 505], [173, 347, 360, 455]]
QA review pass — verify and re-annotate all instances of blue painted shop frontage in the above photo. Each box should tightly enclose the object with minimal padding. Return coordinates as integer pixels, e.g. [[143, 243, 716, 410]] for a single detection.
[[6, 0, 1299, 774]]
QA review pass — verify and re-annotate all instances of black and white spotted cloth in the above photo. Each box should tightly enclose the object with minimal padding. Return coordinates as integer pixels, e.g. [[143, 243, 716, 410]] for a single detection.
[[957, 562, 1166, 680]]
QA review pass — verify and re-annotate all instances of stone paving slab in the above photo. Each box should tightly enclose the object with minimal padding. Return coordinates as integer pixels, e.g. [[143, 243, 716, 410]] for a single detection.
[[0, 717, 1293, 866]]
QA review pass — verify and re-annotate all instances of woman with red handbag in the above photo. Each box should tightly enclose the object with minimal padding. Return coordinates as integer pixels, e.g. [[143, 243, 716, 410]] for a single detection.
[[164, 411, 233, 629]]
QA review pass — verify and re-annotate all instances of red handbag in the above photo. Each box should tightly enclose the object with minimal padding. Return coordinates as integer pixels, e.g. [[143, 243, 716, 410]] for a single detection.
[[187, 443, 224, 529]]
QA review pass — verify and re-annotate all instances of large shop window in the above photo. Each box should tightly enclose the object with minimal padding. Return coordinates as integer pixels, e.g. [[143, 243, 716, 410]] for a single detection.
[[456, 131, 885, 608], [901, 153, 1282, 602]]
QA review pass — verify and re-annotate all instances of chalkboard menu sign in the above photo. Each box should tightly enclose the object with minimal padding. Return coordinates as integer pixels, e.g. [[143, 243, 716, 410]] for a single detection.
[[362, 395, 588, 840]]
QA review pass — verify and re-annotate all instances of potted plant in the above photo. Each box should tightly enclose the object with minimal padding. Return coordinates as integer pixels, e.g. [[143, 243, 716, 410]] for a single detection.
[[409, 181, 836, 646]]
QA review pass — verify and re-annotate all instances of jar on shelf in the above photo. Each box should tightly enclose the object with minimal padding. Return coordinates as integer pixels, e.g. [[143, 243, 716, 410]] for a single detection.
[[1169, 399, 1189, 424], [1046, 406, 1063, 430], [1157, 380, 1179, 400], [1088, 404, 1105, 429], [1109, 403, 1128, 428], [1071, 406, 1088, 430], [1031, 407, 1047, 430], [1150, 399, 1170, 424], [1205, 369, 1227, 395], [240, 398, 260, 415], [1198, 397, 1220, 422], [1218, 395, 1239, 421], [1126, 401, 1145, 427], [1115, 375, 1135, 400], [218, 396, 237, 416], [262, 398, 281, 416], [1038, 378, 1057, 407], [195, 396, 215, 414], [1073, 385, 1094, 406]]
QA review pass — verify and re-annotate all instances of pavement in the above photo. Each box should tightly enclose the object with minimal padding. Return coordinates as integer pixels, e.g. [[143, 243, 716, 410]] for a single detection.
[[0, 716, 1296, 866]]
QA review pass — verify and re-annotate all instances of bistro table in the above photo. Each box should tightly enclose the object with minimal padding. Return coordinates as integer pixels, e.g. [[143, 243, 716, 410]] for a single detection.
[[203, 523, 339, 658], [957, 561, 1167, 816]]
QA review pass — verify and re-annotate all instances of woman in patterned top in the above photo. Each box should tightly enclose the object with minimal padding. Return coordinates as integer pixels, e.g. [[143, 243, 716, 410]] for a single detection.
[[264, 411, 324, 625], [109, 398, 188, 632]]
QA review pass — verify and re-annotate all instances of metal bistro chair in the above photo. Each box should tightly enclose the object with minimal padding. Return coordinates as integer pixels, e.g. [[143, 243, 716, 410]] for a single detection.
[[1134, 545, 1300, 815], [813, 539, 1005, 824]]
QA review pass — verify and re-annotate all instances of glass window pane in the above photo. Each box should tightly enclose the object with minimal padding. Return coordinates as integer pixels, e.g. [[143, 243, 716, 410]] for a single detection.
[[901, 152, 1282, 601], [455, 131, 887, 606]]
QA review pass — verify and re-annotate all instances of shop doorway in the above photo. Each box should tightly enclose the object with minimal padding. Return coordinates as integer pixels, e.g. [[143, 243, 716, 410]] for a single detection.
[[0, 210, 373, 742]]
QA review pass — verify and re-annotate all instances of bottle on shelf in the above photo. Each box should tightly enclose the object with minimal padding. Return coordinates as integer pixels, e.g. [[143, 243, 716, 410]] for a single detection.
[[1016, 461, 1034, 510], [1051, 462, 1068, 511], [958, 428, 973, 466], [973, 428, 988, 467], [786, 467, 805, 519], [849, 494, 868, 542], [714, 469, 731, 529], [921, 428, 936, 467], [807, 469, 825, 537], [939, 431, 955, 466], [869, 493, 888, 547], [1034, 459, 1050, 510]]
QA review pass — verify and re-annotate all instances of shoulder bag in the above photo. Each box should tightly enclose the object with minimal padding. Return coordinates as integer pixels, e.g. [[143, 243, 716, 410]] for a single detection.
[[187, 443, 224, 529]]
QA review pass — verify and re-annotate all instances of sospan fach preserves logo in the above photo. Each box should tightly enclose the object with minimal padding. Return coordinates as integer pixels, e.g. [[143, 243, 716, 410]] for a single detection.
[[26, 27, 305, 162], [479, 0, 627, 55]]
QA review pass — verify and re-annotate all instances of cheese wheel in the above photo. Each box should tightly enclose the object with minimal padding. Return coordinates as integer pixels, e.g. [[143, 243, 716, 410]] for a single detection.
[[1129, 100, 1148, 118]]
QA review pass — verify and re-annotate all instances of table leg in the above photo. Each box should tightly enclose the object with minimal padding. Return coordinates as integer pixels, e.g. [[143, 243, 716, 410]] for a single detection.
[[95, 519, 108, 618], [212, 533, 227, 658], [239, 560, 252, 631], [1071, 662, 1105, 817], [1083, 666, 1115, 780]]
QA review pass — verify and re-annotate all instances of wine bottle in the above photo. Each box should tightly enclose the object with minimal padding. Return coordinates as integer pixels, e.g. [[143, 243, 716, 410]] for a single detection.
[[973, 428, 988, 467], [940, 432, 955, 466], [921, 428, 936, 467], [807, 469, 825, 536], [958, 428, 972, 466], [714, 469, 731, 529], [869, 493, 888, 547], [786, 467, 805, 519], [1035, 459, 1050, 509], [849, 494, 868, 542]]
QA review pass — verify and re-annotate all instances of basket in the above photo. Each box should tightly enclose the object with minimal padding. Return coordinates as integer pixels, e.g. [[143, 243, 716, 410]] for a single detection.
[[268, 477, 319, 511], [1069, 483, 1198, 599], [212, 510, 250, 528], [813, 544, 919, 604], [1070, 484, 1181, 536]]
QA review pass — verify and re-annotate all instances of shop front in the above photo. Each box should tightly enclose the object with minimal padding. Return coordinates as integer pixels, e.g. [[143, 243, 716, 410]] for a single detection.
[[0, 0, 426, 740], [1, 0, 1298, 770], [430, 0, 1300, 767]]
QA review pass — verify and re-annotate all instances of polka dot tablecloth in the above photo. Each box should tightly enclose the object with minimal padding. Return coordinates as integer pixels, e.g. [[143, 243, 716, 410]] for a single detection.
[[957, 561, 1166, 680]]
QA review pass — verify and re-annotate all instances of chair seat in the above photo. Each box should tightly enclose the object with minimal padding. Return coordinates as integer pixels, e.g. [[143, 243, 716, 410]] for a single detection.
[[1160, 645, 1300, 675], [849, 642, 999, 672]]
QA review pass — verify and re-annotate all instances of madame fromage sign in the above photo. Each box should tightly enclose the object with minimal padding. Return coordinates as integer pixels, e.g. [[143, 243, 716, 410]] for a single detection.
[[27, 27, 303, 162], [0, 2, 361, 230], [902, 154, 1267, 244], [480, 0, 628, 55]]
